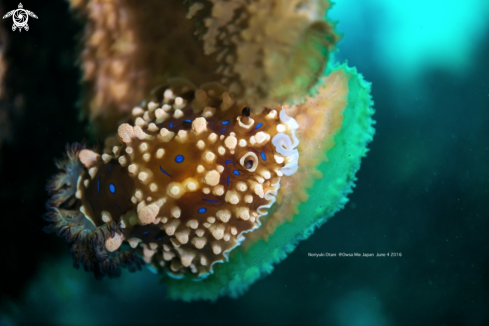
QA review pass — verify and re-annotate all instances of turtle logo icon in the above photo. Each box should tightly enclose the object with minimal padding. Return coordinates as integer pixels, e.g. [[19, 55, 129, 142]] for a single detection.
[[2, 3, 38, 32]]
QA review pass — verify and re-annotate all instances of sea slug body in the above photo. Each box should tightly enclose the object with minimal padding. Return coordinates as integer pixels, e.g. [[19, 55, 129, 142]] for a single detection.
[[45, 81, 300, 280]]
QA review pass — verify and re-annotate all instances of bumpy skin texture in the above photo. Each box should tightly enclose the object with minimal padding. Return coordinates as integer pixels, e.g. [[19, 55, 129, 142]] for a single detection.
[[163, 64, 375, 300], [45, 80, 301, 280]]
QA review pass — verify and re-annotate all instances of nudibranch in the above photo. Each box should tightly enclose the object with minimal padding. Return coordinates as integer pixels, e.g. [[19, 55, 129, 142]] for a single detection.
[[45, 79, 300, 279]]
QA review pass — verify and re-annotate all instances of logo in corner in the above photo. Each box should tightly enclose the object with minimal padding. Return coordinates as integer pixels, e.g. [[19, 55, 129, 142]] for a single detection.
[[2, 3, 38, 32]]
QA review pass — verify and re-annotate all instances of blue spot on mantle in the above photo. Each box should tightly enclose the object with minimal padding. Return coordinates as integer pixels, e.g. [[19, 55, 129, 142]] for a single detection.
[[233, 170, 240, 176], [255, 122, 263, 129], [198, 208, 207, 213], [159, 165, 172, 177], [222, 120, 230, 125], [175, 155, 184, 163], [203, 199, 219, 203], [109, 184, 116, 193], [260, 151, 267, 161]]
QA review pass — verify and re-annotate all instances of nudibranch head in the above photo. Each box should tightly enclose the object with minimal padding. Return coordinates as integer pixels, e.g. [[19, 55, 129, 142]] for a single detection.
[[45, 80, 300, 279]]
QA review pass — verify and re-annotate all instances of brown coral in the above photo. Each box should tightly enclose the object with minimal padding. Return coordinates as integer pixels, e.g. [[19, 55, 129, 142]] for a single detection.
[[70, 0, 339, 137], [70, 0, 218, 138], [187, 0, 340, 109]]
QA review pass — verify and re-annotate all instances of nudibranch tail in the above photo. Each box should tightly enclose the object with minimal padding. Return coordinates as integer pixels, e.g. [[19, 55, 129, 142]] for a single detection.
[[45, 81, 300, 280]]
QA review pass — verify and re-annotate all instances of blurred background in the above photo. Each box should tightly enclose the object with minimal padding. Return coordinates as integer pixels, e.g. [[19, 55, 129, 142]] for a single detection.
[[0, 0, 488, 325]]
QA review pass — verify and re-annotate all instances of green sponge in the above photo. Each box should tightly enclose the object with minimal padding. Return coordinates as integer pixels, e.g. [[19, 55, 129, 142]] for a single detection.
[[162, 64, 375, 300]]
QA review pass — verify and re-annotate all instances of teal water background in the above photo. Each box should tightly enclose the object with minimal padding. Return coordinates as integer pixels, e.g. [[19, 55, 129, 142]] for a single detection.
[[0, 0, 488, 325]]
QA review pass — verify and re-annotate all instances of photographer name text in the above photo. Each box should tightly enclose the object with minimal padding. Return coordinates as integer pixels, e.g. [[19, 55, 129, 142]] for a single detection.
[[308, 252, 402, 258]]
